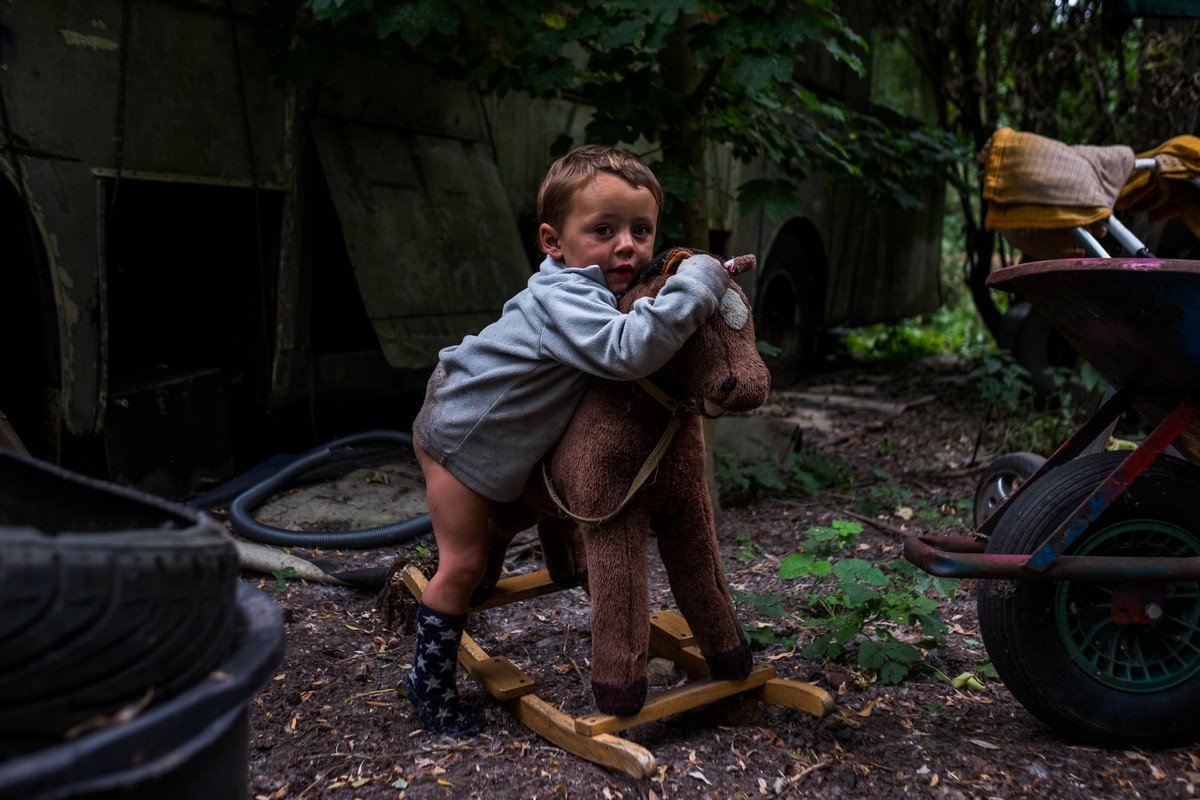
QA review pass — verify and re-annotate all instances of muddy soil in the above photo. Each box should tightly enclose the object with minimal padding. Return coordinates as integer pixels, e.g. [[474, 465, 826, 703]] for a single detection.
[[220, 357, 1200, 800]]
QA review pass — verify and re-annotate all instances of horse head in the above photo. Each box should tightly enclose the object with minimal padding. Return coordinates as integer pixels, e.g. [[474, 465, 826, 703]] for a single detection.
[[620, 249, 771, 417]]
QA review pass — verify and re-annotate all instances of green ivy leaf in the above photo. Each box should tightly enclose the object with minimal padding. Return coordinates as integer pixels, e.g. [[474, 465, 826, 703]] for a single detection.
[[878, 660, 909, 685], [779, 553, 830, 580], [376, 0, 460, 47], [735, 179, 806, 224], [833, 558, 888, 586]]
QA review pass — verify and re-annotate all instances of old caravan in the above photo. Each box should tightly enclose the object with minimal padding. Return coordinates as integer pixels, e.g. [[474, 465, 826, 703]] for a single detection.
[[0, 1, 941, 493]]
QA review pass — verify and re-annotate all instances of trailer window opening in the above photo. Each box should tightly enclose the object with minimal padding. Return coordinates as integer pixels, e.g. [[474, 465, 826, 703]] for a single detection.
[[101, 178, 282, 397]]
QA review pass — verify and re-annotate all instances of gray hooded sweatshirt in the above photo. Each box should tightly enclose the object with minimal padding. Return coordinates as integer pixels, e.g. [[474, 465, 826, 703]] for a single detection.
[[412, 253, 728, 501]]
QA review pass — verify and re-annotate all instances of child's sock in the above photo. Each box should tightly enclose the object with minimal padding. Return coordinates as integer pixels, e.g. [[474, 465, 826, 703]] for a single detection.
[[403, 603, 484, 736]]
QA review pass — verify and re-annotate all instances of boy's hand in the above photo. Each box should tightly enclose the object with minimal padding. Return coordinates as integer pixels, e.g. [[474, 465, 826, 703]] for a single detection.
[[675, 253, 731, 289], [677, 252, 724, 274], [658, 248, 756, 278]]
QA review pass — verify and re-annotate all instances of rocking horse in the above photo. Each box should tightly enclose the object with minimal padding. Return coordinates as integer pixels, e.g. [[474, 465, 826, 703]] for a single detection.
[[400, 248, 833, 776]]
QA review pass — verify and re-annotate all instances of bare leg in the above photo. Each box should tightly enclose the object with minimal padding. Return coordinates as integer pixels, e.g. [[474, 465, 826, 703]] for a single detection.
[[414, 442, 490, 616], [405, 441, 489, 736]]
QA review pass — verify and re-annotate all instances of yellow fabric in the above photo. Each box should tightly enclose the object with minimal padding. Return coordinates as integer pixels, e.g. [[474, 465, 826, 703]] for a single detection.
[[985, 202, 1111, 229], [982, 127, 1135, 230], [1117, 135, 1200, 239]]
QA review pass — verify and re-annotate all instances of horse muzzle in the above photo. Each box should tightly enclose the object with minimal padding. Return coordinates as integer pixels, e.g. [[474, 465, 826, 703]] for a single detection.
[[701, 398, 727, 418]]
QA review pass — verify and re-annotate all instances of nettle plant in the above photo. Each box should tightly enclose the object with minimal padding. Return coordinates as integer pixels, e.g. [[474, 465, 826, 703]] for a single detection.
[[714, 441, 847, 501], [737, 520, 958, 684]]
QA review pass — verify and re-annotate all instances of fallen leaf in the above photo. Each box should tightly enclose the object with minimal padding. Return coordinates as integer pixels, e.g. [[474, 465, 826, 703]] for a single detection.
[[689, 770, 713, 785], [951, 672, 986, 691], [970, 738, 999, 750]]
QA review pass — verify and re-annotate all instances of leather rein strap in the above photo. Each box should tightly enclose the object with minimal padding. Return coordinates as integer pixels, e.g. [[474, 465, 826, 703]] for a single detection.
[[542, 377, 694, 525]]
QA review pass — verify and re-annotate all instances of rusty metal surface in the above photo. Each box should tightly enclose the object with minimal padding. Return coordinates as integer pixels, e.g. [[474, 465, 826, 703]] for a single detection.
[[904, 534, 1200, 582], [1025, 399, 1200, 572], [902, 259, 1200, 582], [988, 258, 1200, 461]]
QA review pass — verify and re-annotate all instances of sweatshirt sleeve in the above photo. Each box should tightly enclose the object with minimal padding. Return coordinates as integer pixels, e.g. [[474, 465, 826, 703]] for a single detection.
[[538, 254, 730, 380]]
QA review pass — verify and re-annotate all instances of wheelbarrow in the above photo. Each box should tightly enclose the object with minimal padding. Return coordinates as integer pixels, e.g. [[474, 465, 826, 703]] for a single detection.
[[906, 256, 1200, 749]]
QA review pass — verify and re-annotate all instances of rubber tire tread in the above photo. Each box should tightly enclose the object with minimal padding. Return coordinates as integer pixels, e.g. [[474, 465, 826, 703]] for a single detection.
[[977, 451, 1200, 748], [753, 230, 823, 386], [0, 523, 239, 754], [972, 451, 1046, 527]]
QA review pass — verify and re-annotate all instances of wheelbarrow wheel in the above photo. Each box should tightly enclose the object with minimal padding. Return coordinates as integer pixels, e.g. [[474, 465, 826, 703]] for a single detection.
[[972, 451, 1046, 527], [977, 451, 1200, 748]]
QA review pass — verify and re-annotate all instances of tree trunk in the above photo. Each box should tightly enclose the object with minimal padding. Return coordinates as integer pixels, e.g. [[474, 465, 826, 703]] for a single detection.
[[658, 12, 711, 248]]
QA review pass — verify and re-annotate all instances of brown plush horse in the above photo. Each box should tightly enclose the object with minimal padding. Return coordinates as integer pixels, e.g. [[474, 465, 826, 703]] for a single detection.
[[474, 248, 771, 716]]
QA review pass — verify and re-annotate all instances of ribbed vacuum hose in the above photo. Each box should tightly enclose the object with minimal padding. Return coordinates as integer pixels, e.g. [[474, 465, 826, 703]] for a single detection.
[[229, 430, 432, 548]]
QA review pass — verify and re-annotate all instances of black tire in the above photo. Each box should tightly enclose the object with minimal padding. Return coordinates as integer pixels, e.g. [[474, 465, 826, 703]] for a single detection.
[[977, 451, 1200, 748], [754, 230, 824, 386], [0, 450, 240, 755], [973, 451, 1046, 527]]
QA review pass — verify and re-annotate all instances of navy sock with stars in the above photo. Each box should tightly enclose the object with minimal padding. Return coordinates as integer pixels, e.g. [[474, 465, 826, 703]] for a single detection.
[[403, 603, 484, 736]]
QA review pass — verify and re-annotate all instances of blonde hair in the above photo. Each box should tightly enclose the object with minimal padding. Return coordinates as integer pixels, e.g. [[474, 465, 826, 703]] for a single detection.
[[536, 145, 664, 232]]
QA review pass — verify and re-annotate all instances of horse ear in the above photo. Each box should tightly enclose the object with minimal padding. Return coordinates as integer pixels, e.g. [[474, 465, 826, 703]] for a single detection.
[[661, 248, 694, 275], [723, 254, 756, 276]]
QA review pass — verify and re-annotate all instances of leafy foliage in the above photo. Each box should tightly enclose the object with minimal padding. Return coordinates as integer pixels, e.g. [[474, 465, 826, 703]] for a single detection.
[[714, 442, 848, 501], [894, 1, 1200, 342], [740, 520, 957, 685], [968, 352, 1104, 455], [266, 0, 958, 242]]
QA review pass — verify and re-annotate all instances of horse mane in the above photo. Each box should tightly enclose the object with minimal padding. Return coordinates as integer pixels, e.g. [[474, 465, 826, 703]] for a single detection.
[[626, 247, 717, 293]]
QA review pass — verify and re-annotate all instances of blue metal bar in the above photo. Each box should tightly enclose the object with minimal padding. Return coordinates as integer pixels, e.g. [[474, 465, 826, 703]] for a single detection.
[[1025, 398, 1200, 572]]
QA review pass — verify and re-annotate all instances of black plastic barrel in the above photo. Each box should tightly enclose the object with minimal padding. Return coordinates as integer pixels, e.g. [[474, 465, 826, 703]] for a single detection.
[[0, 449, 283, 800], [0, 583, 283, 800]]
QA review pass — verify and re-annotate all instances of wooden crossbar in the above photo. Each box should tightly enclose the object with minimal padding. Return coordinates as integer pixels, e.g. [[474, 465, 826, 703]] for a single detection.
[[399, 564, 833, 778]]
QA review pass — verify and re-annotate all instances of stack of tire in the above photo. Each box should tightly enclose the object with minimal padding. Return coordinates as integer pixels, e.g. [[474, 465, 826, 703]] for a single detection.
[[0, 449, 282, 800]]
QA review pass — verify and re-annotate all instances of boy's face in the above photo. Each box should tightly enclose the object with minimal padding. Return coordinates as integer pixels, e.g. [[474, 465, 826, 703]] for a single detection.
[[538, 172, 658, 294]]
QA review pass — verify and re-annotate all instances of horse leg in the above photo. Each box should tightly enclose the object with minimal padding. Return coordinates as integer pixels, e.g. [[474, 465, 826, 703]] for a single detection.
[[470, 501, 543, 607], [582, 511, 651, 715], [537, 515, 588, 590], [655, 495, 752, 681]]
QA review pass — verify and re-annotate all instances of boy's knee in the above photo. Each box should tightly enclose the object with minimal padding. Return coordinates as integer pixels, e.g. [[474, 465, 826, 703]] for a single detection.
[[443, 560, 488, 593]]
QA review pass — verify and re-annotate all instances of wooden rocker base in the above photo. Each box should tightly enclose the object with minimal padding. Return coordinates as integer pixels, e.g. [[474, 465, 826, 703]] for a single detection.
[[401, 565, 834, 779]]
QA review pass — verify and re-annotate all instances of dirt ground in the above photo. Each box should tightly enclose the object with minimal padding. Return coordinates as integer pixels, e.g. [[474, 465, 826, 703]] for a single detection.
[[218, 357, 1200, 800]]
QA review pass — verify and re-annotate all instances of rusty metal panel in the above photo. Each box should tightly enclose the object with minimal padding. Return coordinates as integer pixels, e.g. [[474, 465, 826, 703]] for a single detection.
[[8, 1, 289, 181], [824, 181, 944, 325], [1, 0, 295, 436], [311, 119, 530, 369], [989, 257, 1200, 461], [317, 57, 490, 144]]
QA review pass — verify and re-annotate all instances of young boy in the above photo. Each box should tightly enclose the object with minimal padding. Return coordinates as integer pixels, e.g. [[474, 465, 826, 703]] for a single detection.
[[406, 144, 730, 736]]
